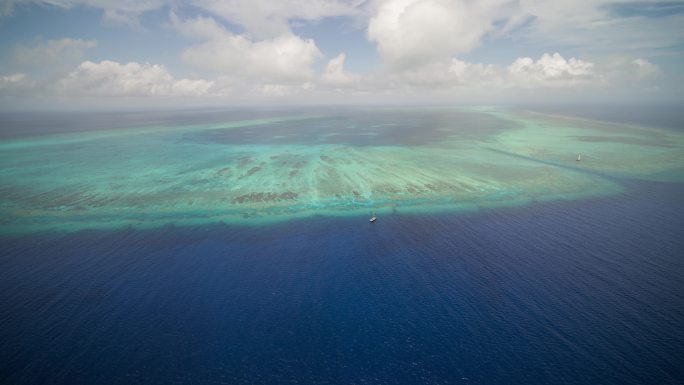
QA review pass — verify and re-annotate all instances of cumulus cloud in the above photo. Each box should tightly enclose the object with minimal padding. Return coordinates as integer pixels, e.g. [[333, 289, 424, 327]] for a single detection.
[[389, 53, 597, 89], [59, 60, 214, 97], [507, 53, 596, 88], [6, 51, 648, 104], [172, 13, 322, 84], [181, 35, 321, 82], [321, 53, 361, 87], [367, 0, 500, 69]]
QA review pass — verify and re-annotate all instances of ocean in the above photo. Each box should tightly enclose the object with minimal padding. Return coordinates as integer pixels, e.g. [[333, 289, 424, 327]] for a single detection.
[[1, 106, 683, 384]]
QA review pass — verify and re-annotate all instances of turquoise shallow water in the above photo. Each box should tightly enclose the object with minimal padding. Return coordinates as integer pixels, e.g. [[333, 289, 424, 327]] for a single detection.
[[0, 106, 682, 234]]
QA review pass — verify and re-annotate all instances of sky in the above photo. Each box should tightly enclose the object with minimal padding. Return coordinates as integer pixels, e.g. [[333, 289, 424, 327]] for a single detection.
[[0, 0, 683, 109]]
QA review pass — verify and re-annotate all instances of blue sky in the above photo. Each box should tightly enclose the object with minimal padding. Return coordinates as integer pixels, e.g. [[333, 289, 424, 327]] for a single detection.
[[0, 0, 683, 109]]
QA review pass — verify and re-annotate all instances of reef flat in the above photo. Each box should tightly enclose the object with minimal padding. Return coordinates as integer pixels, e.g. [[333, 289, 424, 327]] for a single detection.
[[1, 107, 682, 233]]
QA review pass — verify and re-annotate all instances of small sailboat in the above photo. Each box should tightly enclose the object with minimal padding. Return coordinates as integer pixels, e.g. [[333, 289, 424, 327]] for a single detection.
[[369, 211, 377, 223], [576, 154, 581, 162]]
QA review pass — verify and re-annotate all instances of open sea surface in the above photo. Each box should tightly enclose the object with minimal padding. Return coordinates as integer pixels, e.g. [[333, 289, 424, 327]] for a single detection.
[[1, 106, 683, 384]]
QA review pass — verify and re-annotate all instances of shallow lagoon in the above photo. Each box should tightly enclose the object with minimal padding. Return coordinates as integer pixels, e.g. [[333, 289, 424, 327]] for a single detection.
[[1, 107, 682, 233]]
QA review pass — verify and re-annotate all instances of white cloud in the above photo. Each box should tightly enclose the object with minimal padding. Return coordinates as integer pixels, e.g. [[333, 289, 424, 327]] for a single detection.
[[181, 34, 322, 83], [1, 1, 679, 107], [321, 53, 361, 87], [365, 0, 684, 73], [59, 60, 214, 97], [254, 82, 315, 97], [632, 58, 661, 79], [391, 58, 497, 87], [172, 14, 322, 84], [0, 73, 34, 90], [580, 55, 665, 95], [3, 47, 664, 107], [367, 0, 500, 69], [0, 73, 26, 83], [169, 11, 226, 40], [507, 53, 596, 88], [389, 53, 597, 89], [7, 51, 650, 105], [170, 77, 217, 96], [5, 0, 683, 56], [11, 38, 97, 70]]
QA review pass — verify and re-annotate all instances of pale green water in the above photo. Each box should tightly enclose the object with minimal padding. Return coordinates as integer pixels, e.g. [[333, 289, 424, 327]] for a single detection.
[[1, 107, 682, 233]]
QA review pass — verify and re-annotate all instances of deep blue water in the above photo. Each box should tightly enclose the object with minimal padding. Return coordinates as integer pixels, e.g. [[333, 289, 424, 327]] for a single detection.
[[1, 179, 683, 384]]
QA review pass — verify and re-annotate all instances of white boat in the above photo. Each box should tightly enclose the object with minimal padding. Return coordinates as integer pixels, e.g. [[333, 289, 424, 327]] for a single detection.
[[576, 154, 581, 162], [369, 212, 377, 222]]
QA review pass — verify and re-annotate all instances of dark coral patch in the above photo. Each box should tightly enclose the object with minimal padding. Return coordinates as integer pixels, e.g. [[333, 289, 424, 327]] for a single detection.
[[233, 191, 299, 204], [240, 166, 262, 178], [216, 167, 232, 176]]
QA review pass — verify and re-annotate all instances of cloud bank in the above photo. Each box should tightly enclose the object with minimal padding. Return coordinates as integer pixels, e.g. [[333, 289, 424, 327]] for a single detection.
[[59, 60, 214, 97], [367, 0, 501, 69], [0, 0, 680, 107], [171, 13, 322, 83]]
